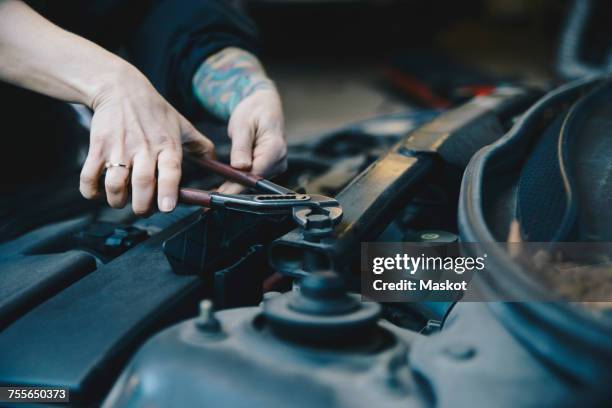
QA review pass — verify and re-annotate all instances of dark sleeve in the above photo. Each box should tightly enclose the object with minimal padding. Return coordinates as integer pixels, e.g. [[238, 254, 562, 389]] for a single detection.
[[126, 0, 260, 119]]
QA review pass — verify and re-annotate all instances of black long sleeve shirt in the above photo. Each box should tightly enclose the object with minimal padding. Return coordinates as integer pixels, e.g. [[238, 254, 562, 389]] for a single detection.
[[26, 0, 259, 118]]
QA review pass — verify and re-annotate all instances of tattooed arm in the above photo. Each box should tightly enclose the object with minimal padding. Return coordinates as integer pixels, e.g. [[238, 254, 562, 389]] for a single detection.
[[193, 47, 274, 120], [193, 47, 287, 193]]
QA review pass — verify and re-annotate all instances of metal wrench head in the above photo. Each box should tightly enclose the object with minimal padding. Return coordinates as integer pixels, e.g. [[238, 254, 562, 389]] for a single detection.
[[291, 194, 343, 229], [210, 191, 342, 228]]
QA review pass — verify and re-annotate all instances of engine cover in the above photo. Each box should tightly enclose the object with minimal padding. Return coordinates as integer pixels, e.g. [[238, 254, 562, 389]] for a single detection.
[[103, 277, 425, 408]]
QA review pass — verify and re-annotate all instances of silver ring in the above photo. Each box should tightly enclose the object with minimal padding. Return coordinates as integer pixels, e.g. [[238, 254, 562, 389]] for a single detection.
[[105, 162, 130, 170]]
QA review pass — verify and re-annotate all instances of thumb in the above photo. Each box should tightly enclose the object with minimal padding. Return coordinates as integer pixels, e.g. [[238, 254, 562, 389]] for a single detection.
[[181, 120, 215, 160], [228, 119, 254, 170]]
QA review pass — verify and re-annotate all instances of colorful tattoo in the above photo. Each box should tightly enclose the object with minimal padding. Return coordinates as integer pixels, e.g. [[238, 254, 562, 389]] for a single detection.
[[193, 47, 274, 120]]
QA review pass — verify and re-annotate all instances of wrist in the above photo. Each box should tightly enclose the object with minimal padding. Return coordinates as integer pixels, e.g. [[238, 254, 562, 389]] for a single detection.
[[193, 70, 277, 119], [234, 75, 276, 102], [192, 47, 277, 120], [86, 58, 143, 109]]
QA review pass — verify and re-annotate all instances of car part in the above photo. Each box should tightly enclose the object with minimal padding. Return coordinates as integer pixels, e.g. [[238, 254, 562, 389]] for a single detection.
[[269, 87, 536, 278], [557, 0, 612, 79], [104, 80, 612, 408], [0, 108, 437, 405], [458, 76, 612, 390], [178, 156, 343, 227], [103, 273, 420, 408]]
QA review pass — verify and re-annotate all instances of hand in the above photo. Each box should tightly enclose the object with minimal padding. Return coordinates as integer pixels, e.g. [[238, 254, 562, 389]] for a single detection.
[[218, 87, 287, 194], [0, 1, 214, 214], [79, 65, 215, 215]]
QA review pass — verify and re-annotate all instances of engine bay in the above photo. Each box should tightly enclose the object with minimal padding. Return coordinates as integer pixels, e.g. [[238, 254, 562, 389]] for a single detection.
[[0, 87, 534, 405], [2, 79, 612, 407]]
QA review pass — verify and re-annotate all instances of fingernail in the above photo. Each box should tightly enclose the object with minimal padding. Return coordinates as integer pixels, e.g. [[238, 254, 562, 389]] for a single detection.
[[160, 197, 175, 212]]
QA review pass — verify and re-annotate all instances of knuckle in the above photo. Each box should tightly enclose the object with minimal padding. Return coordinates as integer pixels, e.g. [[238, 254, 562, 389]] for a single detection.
[[259, 117, 279, 131], [132, 204, 151, 216], [88, 144, 105, 159], [157, 173, 180, 186], [158, 156, 182, 172], [154, 133, 180, 150], [203, 138, 215, 151], [106, 180, 126, 195], [137, 138, 153, 155], [162, 136, 181, 150], [90, 139, 110, 155], [107, 199, 125, 209], [80, 173, 97, 187], [91, 130, 110, 143], [132, 208, 146, 216], [185, 138, 215, 156], [79, 186, 96, 200], [276, 144, 288, 161], [157, 175, 180, 186], [132, 173, 155, 186], [233, 145, 251, 154]]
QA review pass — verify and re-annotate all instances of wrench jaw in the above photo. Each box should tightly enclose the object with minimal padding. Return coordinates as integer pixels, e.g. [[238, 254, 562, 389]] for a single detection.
[[292, 203, 343, 239], [209, 193, 312, 216], [209, 191, 343, 233], [211, 193, 310, 208]]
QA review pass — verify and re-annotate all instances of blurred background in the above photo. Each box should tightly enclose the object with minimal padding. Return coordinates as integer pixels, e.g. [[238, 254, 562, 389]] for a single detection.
[[239, 0, 610, 142]]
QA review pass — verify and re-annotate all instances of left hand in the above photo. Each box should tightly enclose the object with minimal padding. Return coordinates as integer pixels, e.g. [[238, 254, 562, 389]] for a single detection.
[[218, 87, 287, 194]]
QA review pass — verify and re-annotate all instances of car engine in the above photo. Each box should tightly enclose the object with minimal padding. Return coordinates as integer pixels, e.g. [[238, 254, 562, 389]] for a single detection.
[[1, 79, 612, 408]]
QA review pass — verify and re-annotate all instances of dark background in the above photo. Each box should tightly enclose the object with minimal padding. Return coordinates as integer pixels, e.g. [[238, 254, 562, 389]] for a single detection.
[[242, 0, 609, 141]]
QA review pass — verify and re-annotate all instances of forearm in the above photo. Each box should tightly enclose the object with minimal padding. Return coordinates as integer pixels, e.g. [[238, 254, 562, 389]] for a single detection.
[[0, 0, 131, 107], [192, 47, 275, 120]]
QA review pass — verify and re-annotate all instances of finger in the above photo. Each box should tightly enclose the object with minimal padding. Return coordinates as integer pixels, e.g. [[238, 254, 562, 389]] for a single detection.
[[103, 144, 131, 208], [252, 133, 288, 177], [180, 120, 215, 160], [228, 120, 254, 170], [217, 181, 245, 195], [104, 164, 131, 208], [131, 152, 157, 215], [253, 152, 286, 179], [80, 139, 106, 199], [157, 148, 182, 212]]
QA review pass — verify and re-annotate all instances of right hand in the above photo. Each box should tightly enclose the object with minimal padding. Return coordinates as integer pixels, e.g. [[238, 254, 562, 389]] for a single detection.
[[79, 64, 215, 215]]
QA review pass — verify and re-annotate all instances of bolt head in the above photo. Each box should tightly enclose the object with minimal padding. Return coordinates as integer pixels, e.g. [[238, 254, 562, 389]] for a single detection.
[[196, 299, 221, 333], [305, 213, 332, 229]]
